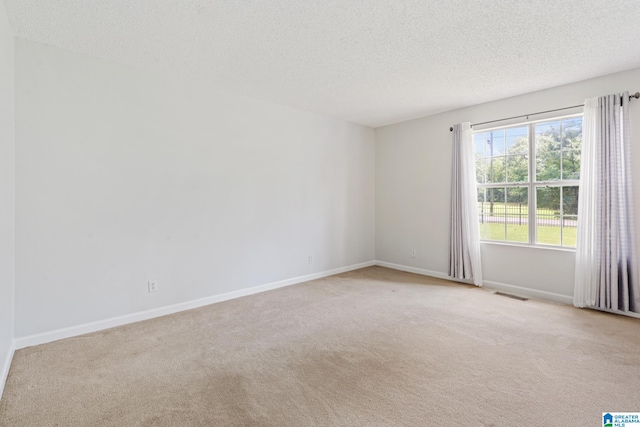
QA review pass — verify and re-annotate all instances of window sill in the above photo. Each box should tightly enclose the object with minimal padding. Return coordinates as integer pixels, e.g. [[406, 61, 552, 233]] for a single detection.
[[480, 240, 576, 253]]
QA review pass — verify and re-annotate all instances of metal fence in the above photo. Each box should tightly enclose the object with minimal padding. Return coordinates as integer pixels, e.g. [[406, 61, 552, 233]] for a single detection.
[[478, 203, 577, 227]]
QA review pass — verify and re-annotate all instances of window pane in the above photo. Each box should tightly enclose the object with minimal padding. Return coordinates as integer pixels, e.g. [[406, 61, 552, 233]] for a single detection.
[[562, 186, 579, 215], [563, 216, 577, 248], [487, 157, 505, 183], [488, 129, 506, 155], [506, 187, 528, 243], [474, 133, 485, 156], [485, 188, 505, 241], [536, 186, 561, 245], [478, 188, 487, 240], [476, 156, 487, 184], [536, 121, 562, 181], [536, 149, 561, 181], [506, 126, 528, 154], [536, 121, 561, 141], [562, 186, 579, 247], [562, 150, 580, 180], [562, 117, 582, 150], [506, 155, 528, 183]]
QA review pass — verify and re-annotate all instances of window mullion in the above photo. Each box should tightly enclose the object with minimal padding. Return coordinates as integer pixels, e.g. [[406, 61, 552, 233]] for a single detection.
[[560, 185, 564, 246], [528, 122, 535, 245]]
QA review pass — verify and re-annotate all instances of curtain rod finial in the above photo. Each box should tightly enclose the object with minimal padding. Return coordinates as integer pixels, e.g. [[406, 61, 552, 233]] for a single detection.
[[450, 126, 453, 132], [632, 92, 640, 100]]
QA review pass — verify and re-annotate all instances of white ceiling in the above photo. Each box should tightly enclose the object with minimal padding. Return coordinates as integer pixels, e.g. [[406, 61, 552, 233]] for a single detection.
[[4, 0, 640, 127]]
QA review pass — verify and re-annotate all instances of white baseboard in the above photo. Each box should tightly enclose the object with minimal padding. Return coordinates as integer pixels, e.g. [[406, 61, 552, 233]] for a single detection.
[[374, 260, 474, 285], [375, 260, 572, 305], [376, 261, 640, 317], [15, 260, 376, 350], [0, 341, 15, 402], [482, 280, 573, 305]]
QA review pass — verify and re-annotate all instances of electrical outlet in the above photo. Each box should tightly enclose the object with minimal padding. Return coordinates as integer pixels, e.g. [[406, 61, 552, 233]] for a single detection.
[[148, 281, 158, 293], [308, 255, 313, 264], [411, 249, 417, 258]]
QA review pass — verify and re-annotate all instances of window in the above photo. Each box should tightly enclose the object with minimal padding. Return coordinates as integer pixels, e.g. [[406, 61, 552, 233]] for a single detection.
[[474, 115, 582, 248]]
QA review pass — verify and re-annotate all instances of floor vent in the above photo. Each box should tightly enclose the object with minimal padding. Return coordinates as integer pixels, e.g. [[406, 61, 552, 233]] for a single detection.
[[494, 292, 528, 301]]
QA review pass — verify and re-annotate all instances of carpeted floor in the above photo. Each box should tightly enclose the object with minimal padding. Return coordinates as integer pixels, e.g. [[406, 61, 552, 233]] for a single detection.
[[1, 266, 639, 426]]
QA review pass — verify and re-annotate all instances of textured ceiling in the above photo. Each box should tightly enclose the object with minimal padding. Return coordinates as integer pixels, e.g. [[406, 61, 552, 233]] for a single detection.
[[4, 0, 640, 127]]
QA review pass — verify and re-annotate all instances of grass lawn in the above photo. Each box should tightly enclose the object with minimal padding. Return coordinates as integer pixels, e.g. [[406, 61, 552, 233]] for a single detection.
[[480, 222, 576, 247]]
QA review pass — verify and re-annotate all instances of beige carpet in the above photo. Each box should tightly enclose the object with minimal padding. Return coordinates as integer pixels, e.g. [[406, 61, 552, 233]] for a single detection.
[[1, 266, 639, 426]]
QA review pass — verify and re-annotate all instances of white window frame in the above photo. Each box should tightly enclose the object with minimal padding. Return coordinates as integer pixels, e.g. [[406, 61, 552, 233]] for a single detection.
[[475, 113, 582, 249]]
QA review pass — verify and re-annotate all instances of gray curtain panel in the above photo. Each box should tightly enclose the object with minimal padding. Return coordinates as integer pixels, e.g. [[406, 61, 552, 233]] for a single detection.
[[449, 123, 482, 286], [574, 92, 640, 312]]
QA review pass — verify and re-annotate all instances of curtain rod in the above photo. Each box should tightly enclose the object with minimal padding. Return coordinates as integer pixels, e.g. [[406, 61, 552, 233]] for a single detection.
[[449, 91, 640, 132]]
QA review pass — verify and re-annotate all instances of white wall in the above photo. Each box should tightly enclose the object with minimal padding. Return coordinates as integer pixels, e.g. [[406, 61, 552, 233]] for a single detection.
[[0, 0, 15, 398], [376, 68, 640, 301], [14, 39, 375, 339]]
